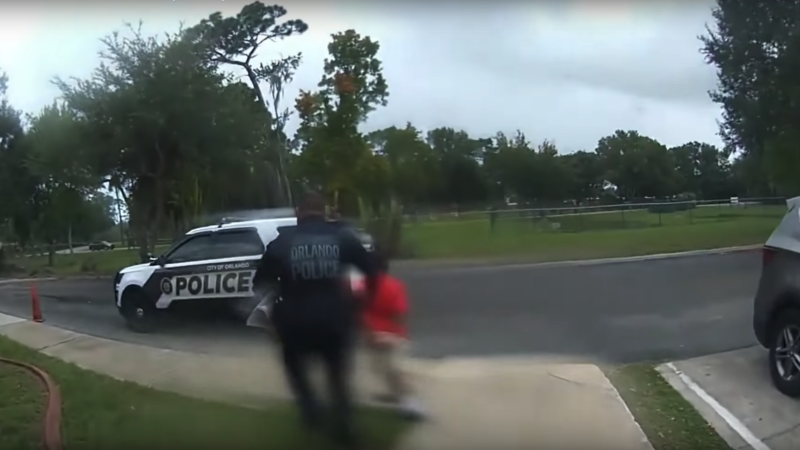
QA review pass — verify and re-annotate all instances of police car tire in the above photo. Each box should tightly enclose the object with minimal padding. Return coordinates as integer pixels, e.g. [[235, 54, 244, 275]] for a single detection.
[[120, 288, 160, 333]]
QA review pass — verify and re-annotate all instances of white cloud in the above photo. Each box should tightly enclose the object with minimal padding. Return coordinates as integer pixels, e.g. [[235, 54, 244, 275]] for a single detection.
[[0, 1, 722, 152]]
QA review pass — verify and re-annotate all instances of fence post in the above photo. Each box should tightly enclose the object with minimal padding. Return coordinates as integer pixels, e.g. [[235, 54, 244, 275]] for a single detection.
[[658, 212, 662, 226], [621, 208, 626, 227], [689, 206, 693, 225]]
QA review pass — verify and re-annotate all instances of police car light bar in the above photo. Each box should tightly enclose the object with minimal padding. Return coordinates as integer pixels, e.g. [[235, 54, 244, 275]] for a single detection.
[[217, 217, 249, 228]]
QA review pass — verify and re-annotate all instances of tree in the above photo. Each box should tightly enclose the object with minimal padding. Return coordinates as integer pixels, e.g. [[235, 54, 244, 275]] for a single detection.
[[0, 70, 34, 247], [595, 130, 677, 199], [367, 124, 439, 205], [257, 54, 303, 205], [24, 102, 101, 259], [424, 128, 489, 206], [293, 29, 389, 213], [55, 24, 270, 257], [561, 151, 603, 204], [187, 2, 309, 205], [701, 0, 800, 195]]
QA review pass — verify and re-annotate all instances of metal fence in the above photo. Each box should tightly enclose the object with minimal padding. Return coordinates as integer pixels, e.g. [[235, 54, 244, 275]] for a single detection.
[[403, 197, 788, 233]]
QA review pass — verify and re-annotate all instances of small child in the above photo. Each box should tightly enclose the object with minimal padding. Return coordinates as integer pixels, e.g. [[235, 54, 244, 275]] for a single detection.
[[359, 251, 426, 421]]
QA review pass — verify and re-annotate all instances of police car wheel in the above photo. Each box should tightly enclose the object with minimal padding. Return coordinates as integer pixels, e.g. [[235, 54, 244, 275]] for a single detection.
[[120, 288, 159, 333]]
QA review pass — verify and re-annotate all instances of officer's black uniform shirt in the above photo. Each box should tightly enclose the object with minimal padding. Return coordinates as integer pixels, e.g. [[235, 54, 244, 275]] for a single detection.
[[253, 216, 377, 333]]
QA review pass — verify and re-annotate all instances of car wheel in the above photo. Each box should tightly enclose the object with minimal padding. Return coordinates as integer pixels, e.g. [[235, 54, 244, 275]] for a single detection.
[[768, 308, 800, 397], [119, 288, 160, 333]]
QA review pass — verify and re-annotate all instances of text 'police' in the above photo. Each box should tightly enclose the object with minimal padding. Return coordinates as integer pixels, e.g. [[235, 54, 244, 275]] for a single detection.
[[290, 243, 340, 280], [171, 271, 253, 297]]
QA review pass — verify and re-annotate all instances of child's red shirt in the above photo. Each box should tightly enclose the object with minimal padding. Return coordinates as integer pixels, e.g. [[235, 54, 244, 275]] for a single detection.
[[361, 273, 408, 338]]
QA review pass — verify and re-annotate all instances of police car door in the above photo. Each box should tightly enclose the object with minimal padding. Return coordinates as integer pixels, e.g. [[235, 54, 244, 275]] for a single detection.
[[152, 228, 265, 308]]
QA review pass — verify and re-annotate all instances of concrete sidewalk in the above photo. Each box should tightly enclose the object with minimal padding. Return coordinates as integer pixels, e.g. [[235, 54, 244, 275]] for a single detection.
[[0, 314, 652, 450]]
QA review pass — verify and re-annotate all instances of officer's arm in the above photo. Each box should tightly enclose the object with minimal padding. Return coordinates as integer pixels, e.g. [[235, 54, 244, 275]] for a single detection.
[[342, 234, 379, 303], [253, 238, 282, 294]]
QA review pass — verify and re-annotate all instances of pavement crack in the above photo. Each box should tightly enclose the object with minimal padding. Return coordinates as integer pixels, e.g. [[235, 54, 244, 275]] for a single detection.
[[38, 336, 81, 351], [751, 420, 800, 449], [547, 371, 617, 391]]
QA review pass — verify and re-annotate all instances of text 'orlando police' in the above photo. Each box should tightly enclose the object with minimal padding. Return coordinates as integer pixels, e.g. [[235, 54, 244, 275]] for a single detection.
[[290, 242, 340, 280]]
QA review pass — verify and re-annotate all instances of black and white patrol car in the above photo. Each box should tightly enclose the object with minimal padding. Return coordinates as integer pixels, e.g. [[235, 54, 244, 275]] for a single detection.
[[113, 216, 374, 333]]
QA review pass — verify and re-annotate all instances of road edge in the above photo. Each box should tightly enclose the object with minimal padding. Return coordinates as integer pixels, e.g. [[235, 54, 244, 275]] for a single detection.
[[3, 244, 762, 281], [395, 244, 762, 274]]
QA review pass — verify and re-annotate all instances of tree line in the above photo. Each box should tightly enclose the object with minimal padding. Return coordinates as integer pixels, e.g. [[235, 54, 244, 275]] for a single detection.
[[0, 0, 792, 260]]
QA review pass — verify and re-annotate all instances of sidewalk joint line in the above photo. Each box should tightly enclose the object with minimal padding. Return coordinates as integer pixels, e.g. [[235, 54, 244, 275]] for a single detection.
[[38, 336, 82, 352]]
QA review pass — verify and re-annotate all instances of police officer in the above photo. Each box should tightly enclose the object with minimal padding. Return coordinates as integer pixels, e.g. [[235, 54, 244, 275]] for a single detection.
[[253, 192, 378, 447]]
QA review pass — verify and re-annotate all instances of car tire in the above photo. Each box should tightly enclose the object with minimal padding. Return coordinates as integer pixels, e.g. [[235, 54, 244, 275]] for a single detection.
[[768, 308, 800, 398], [119, 288, 160, 333]]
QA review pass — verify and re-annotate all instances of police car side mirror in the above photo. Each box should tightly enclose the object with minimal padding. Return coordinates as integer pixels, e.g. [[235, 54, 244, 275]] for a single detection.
[[149, 254, 165, 267]]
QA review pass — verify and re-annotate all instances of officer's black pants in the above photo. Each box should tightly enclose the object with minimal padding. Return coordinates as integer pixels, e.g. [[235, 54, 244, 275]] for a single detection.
[[280, 326, 356, 443]]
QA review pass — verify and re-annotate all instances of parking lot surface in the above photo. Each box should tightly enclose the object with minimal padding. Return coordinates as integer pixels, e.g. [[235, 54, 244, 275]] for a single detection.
[[660, 346, 800, 450]]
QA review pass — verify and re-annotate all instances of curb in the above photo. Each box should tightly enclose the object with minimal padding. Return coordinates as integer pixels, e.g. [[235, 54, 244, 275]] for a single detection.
[[0, 357, 63, 450]]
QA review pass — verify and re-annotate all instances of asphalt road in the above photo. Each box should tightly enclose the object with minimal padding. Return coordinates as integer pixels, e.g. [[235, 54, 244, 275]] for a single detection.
[[0, 251, 762, 363]]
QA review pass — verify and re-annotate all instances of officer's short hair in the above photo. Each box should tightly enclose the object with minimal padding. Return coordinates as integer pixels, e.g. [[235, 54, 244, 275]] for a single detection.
[[297, 192, 326, 215]]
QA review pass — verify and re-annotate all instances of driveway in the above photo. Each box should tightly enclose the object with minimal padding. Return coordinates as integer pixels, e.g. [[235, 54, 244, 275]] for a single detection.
[[660, 347, 800, 450], [0, 251, 762, 362]]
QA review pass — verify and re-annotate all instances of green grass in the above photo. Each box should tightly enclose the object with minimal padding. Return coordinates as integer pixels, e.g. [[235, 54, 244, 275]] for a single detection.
[[606, 364, 731, 450], [0, 363, 45, 450], [2, 205, 784, 276], [403, 205, 782, 260], [0, 335, 407, 449], [6, 246, 170, 277]]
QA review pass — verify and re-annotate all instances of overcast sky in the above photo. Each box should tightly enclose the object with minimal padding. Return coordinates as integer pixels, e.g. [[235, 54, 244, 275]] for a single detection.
[[0, 1, 721, 153]]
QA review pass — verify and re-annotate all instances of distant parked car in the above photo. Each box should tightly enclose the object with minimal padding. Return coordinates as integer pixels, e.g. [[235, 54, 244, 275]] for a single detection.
[[88, 241, 115, 251], [753, 196, 800, 397]]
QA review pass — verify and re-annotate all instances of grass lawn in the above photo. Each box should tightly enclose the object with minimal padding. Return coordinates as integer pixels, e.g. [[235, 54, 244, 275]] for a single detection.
[[5, 245, 170, 278], [2, 205, 784, 276], [605, 364, 731, 450], [0, 335, 407, 450], [0, 361, 45, 450], [403, 205, 782, 260]]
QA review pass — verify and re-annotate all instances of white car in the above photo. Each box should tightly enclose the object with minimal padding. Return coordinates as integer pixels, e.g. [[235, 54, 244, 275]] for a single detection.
[[113, 216, 373, 333]]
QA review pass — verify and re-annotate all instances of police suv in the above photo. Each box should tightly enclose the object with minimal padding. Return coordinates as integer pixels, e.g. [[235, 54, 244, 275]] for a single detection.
[[113, 216, 374, 333]]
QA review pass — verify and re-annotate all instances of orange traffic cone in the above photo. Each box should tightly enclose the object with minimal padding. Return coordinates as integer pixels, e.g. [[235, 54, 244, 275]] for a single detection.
[[31, 284, 44, 323]]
